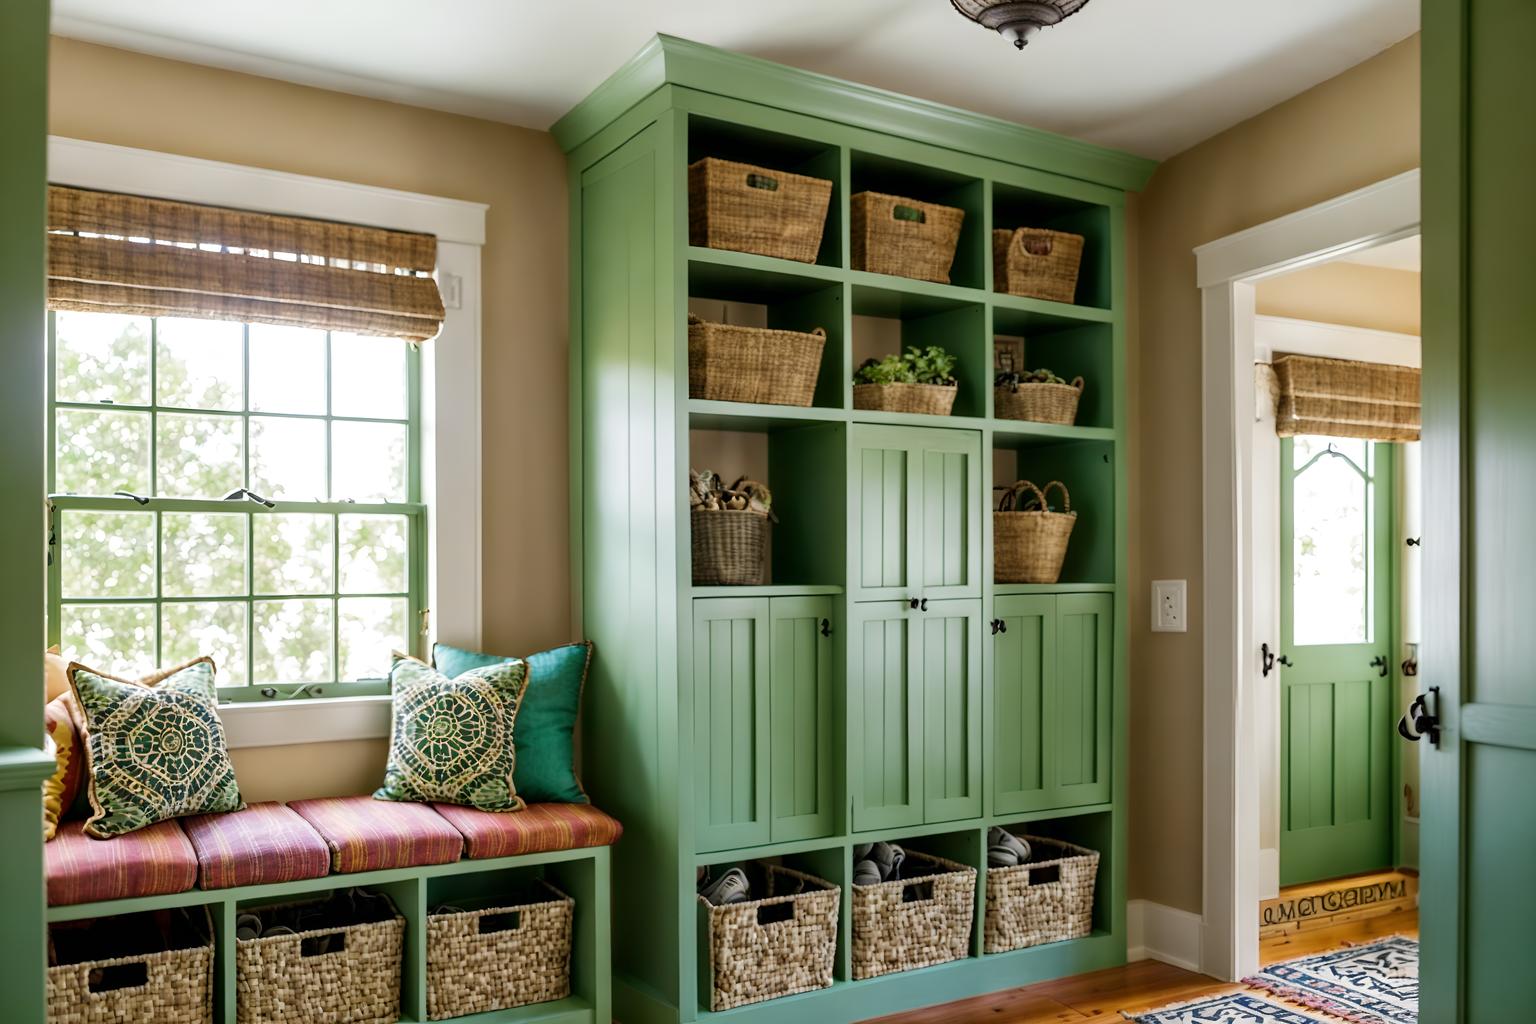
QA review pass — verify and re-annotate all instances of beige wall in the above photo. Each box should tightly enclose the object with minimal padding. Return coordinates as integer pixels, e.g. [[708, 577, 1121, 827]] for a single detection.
[[1256, 262, 1421, 336], [48, 37, 570, 803], [1130, 34, 1420, 913]]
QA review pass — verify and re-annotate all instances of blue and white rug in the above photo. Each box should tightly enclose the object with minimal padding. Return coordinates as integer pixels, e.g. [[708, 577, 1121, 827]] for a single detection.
[[1243, 936, 1418, 1024], [1125, 992, 1335, 1023]]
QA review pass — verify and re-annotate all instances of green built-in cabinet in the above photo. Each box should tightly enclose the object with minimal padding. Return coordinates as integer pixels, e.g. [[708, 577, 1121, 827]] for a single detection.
[[558, 34, 1151, 1024]]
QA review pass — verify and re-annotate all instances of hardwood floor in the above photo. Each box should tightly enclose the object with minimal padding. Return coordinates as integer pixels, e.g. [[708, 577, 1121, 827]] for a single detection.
[[865, 908, 1419, 1022]]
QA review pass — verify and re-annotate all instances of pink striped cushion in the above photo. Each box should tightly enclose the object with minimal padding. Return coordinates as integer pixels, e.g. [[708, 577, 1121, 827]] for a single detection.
[[289, 796, 463, 873], [432, 803, 623, 860], [182, 802, 331, 890], [46, 819, 198, 907]]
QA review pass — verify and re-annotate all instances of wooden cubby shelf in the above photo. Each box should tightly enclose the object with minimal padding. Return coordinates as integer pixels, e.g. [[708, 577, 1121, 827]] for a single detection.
[[561, 34, 1148, 1024]]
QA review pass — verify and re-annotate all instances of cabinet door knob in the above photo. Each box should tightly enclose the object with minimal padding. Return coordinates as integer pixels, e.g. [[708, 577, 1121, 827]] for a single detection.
[[909, 598, 920, 610], [989, 618, 1006, 635], [920, 598, 929, 612], [819, 618, 832, 637]]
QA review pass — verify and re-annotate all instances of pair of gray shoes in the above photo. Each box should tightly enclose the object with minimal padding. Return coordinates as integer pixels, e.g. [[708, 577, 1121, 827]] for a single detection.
[[698, 867, 753, 906], [988, 827, 1032, 868], [853, 842, 906, 886]]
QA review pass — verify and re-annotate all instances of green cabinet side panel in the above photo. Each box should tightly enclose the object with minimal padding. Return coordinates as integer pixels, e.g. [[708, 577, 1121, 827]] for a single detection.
[[850, 601, 921, 831], [769, 596, 835, 843], [921, 599, 983, 823], [992, 595, 1054, 815], [692, 598, 770, 852]]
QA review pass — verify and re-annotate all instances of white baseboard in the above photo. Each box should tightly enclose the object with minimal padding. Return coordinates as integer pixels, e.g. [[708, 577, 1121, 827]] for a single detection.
[[1127, 900, 1205, 973]]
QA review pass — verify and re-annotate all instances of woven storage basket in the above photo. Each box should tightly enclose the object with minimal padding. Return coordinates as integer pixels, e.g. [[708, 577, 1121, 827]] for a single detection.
[[994, 376, 1084, 426], [994, 480, 1076, 585], [691, 508, 769, 585], [851, 851, 977, 980], [992, 228, 1085, 304], [689, 158, 833, 264], [984, 836, 1099, 954], [853, 382, 958, 417], [851, 192, 965, 283], [427, 881, 573, 1020], [700, 865, 840, 1011], [235, 893, 404, 1024], [47, 909, 213, 1024], [688, 314, 827, 407]]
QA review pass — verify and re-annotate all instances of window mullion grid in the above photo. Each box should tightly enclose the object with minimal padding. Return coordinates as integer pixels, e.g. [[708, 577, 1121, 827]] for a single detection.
[[45, 314, 62, 649], [150, 318, 162, 668], [244, 323, 255, 691]]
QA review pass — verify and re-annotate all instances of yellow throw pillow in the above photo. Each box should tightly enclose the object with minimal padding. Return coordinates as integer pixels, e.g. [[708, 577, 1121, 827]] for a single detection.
[[44, 645, 69, 703], [42, 691, 83, 841]]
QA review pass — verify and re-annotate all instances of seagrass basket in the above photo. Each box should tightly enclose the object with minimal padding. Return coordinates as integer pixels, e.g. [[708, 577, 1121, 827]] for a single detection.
[[853, 382, 958, 417], [852, 192, 965, 283], [984, 836, 1099, 954], [47, 908, 213, 1024], [235, 892, 403, 1024], [992, 228, 1085, 304], [994, 377, 1084, 426], [851, 851, 977, 980], [689, 158, 833, 264], [426, 882, 573, 1020], [688, 314, 827, 407], [994, 480, 1076, 585], [691, 508, 769, 585], [700, 865, 839, 1010]]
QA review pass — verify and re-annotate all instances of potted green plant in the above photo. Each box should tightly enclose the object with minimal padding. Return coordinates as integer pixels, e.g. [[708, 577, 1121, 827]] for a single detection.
[[853, 345, 960, 416], [993, 367, 1084, 425]]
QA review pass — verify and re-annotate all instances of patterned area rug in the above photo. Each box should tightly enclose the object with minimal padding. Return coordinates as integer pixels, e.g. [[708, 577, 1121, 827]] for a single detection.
[[1124, 992, 1336, 1023], [1243, 937, 1418, 1024]]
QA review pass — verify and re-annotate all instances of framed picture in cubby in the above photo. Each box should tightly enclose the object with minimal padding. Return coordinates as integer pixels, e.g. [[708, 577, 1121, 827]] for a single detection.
[[995, 336, 1025, 375]]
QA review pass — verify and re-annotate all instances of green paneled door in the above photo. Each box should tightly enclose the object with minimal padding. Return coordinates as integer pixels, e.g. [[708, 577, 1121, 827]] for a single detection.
[[921, 599, 983, 823], [693, 598, 771, 853], [992, 595, 1053, 814], [769, 596, 835, 843], [1279, 438, 1393, 886], [850, 600, 922, 831], [1053, 594, 1113, 807]]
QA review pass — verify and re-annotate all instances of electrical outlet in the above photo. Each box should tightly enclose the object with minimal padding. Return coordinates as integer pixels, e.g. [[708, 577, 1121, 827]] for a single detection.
[[1152, 579, 1187, 633]]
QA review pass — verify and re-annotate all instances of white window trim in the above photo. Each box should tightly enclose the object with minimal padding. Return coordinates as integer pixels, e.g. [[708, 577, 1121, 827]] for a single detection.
[[48, 136, 488, 749]]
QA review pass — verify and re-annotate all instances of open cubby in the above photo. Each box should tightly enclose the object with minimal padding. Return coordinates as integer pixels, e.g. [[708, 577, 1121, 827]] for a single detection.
[[688, 115, 843, 268], [688, 422, 845, 588], [850, 151, 986, 290], [991, 811, 1113, 943], [850, 285, 988, 419], [991, 321, 1114, 430], [687, 264, 845, 410], [852, 828, 985, 965], [992, 438, 1115, 585], [990, 182, 1112, 309]]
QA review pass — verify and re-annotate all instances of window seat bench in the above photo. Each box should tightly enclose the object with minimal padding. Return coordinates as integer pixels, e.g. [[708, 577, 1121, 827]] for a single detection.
[[45, 797, 622, 1024]]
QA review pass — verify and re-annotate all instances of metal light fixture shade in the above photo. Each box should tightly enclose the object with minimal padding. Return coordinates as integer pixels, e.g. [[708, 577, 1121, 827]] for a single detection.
[[950, 0, 1092, 48]]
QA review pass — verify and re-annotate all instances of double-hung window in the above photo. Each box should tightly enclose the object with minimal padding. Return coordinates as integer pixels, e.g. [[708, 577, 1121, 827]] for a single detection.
[[47, 310, 424, 700]]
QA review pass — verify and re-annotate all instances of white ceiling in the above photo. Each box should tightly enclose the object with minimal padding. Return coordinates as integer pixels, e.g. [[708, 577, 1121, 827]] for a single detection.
[[51, 0, 1418, 160], [1337, 235, 1421, 272]]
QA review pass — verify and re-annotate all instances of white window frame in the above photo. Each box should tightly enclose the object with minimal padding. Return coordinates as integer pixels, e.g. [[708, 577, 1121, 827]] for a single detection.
[[48, 136, 488, 749]]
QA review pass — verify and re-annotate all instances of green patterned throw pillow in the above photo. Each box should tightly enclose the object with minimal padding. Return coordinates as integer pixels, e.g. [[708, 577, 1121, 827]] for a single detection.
[[68, 657, 244, 839], [376, 656, 530, 811]]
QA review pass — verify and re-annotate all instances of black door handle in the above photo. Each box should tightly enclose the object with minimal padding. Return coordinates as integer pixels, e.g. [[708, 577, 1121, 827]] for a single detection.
[[1370, 655, 1389, 678], [909, 598, 920, 610], [1398, 687, 1441, 746], [1278, 654, 1294, 668], [1261, 643, 1275, 677], [819, 618, 831, 638], [920, 598, 929, 612], [989, 618, 1008, 635]]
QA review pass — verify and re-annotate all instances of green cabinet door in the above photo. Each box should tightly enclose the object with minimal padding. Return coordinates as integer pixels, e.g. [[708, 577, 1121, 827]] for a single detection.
[[693, 598, 771, 853], [768, 596, 835, 843], [991, 593, 1111, 815], [850, 425, 982, 603], [850, 600, 922, 831], [921, 598, 983, 823]]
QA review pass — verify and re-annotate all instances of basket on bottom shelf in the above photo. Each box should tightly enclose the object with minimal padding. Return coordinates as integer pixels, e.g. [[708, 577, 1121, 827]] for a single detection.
[[48, 908, 213, 1024], [427, 881, 573, 1020], [994, 480, 1077, 585], [234, 888, 403, 1024], [699, 864, 840, 1011], [984, 836, 1100, 954], [851, 850, 977, 980]]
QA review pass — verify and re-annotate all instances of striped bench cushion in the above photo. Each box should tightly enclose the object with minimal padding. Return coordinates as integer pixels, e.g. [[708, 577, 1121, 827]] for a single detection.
[[182, 802, 331, 890], [46, 819, 198, 907], [289, 796, 463, 873], [432, 803, 624, 860]]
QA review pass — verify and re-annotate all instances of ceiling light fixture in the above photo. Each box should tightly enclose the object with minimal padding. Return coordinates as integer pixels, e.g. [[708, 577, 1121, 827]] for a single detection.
[[950, 0, 1092, 49]]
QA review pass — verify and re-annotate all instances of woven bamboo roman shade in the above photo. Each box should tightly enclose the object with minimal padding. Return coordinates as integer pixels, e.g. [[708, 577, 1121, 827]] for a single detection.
[[47, 186, 445, 342], [1272, 352, 1421, 442]]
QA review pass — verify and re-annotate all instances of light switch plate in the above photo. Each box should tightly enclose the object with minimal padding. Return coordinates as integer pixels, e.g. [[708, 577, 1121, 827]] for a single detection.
[[1152, 579, 1187, 633]]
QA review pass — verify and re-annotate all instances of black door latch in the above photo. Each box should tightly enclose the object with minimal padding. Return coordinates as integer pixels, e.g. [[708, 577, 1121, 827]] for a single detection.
[[1398, 686, 1441, 747]]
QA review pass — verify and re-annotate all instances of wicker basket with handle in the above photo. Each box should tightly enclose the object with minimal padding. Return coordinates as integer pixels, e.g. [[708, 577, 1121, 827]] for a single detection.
[[992, 228, 1085, 304], [994, 376, 1084, 426], [983, 836, 1099, 954], [426, 881, 573, 1020], [47, 908, 213, 1024], [688, 314, 827, 407], [851, 851, 977, 980], [852, 192, 965, 284], [691, 508, 769, 585], [689, 158, 833, 264], [853, 382, 958, 417], [994, 480, 1076, 584], [700, 865, 840, 1010]]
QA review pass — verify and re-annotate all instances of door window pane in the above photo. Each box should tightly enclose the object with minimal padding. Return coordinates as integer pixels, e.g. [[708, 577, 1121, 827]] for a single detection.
[[1291, 436, 1372, 646]]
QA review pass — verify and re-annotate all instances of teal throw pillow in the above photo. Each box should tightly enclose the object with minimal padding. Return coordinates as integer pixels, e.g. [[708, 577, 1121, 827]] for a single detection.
[[376, 656, 530, 811], [69, 657, 244, 839], [434, 640, 592, 804]]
